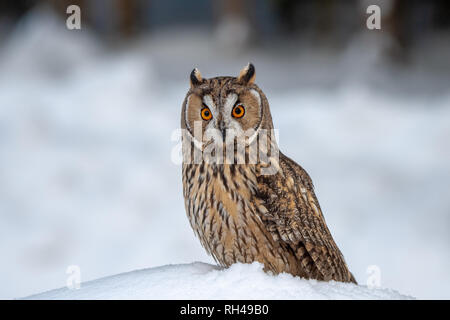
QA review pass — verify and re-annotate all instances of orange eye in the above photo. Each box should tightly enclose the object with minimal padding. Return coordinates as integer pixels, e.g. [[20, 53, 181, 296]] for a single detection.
[[201, 107, 212, 120], [232, 104, 245, 118]]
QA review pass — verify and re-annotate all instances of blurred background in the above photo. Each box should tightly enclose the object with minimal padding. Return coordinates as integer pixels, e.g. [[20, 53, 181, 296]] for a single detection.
[[0, 0, 449, 299]]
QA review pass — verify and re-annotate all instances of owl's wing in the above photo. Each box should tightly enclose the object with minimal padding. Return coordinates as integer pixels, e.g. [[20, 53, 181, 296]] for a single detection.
[[257, 153, 356, 283]]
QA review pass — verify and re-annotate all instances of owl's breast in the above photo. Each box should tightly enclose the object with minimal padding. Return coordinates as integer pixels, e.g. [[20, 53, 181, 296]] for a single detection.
[[182, 162, 298, 273]]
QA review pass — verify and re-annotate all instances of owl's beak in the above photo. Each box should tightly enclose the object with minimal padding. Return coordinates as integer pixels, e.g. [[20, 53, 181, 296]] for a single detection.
[[218, 121, 226, 142]]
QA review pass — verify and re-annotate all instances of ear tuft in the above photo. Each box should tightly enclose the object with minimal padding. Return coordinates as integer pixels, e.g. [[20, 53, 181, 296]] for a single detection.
[[190, 68, 203, 88], [237, 63, 255, 85]]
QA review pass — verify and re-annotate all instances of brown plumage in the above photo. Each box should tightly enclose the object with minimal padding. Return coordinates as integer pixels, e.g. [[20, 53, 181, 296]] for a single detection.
[[181, 64, 356, 283]]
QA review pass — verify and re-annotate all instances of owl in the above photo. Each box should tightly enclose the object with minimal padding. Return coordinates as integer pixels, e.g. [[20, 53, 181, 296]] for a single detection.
[[181, 63, 356, 283]]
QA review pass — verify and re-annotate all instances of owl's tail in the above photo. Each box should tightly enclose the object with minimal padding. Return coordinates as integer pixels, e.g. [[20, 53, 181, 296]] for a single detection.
[[349, 272, 357, 284]]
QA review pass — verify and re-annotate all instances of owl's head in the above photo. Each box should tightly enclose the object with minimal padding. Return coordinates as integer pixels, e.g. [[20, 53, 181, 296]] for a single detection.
[[181, 63, 274, 146]]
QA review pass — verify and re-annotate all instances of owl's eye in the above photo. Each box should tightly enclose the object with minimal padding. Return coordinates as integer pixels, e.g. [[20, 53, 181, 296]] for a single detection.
[[201, 106, 212, 121], [232, 104, 245, 118]]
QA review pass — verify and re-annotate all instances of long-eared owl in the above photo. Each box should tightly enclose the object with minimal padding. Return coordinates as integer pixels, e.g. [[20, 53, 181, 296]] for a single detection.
[[181, 63, 356, 283]]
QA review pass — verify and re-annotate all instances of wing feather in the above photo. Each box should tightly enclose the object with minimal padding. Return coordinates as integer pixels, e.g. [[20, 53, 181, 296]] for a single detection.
[[257, 152, 356, 283]]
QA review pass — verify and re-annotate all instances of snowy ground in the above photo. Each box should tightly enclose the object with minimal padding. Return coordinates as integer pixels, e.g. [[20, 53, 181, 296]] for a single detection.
[[25, 262, 412, 300], [1, 8, 449, 299]]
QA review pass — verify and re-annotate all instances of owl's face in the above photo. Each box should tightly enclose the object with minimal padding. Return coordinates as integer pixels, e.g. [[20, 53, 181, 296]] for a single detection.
[[182, 64, 272, 147]]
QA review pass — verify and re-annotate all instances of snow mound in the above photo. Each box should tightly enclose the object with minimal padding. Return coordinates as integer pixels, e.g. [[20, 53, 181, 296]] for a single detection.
[[24, 262, 412, 300]]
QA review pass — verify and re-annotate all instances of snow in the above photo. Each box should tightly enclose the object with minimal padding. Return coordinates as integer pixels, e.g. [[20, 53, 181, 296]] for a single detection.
[[1, 7, 450, 299], [24, 262, 412, 300]]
